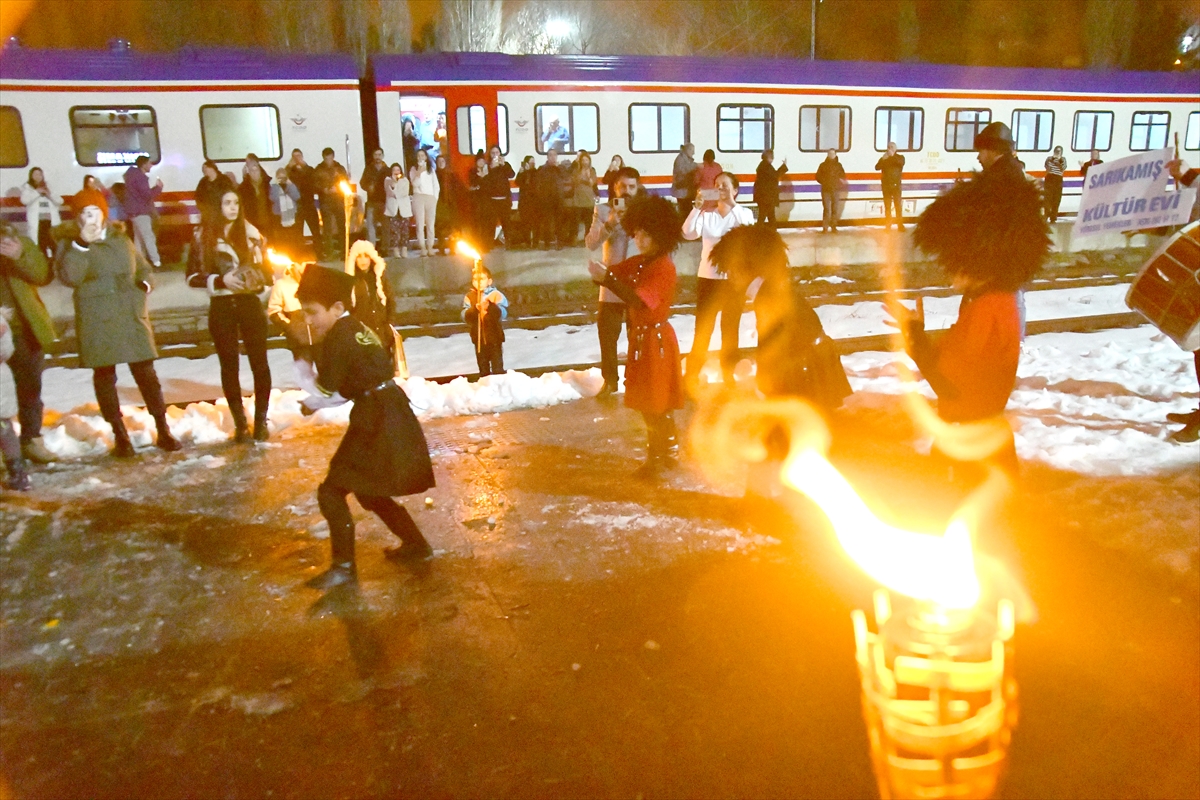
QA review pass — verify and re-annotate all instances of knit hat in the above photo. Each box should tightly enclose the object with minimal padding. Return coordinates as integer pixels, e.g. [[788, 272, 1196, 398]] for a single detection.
[[71, 188, 109, 218], [295, 263, 355, 308], [974, 122, 1014, 152]]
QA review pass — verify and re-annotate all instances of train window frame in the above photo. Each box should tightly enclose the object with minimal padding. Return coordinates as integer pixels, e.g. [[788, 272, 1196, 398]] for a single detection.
[[533, 103, 600, 156], [68, 105, 161, 167], [1129, 111, 1171, 152], [717, 103, 774, 153], [1185, 111, 1200, 151], [0, 106, 29, 169], [198, 104, 283, 163], [1071, 110, 1114, 152], [496, 104, 510, 156], [628, 103, 690, 154], [456, 104, 488, 156], [1011, 109, 1054, 152], [944, 108, 991, 152], [798, 105, 851, 153], [875, 106, 924, 152]]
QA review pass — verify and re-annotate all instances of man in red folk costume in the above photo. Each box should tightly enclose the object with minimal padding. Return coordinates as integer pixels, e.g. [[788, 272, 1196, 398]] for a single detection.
[[588, 196, 685, 480], [894, 121, 1050, 479]]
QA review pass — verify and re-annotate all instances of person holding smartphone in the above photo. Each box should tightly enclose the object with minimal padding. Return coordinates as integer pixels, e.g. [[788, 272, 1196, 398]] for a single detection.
[[585, 167, 642, 395], [483, 145, 515, 248], [681, 171, 754, 394]]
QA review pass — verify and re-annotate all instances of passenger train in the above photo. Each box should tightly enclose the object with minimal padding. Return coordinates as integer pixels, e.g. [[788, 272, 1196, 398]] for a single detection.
[[2, 45, 1197, 253]]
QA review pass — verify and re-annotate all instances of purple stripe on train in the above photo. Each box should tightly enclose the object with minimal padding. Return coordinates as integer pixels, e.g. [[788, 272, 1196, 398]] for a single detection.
[[0, 47, 358, 82]]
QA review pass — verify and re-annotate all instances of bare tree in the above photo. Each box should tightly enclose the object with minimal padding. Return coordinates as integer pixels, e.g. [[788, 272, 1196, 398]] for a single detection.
[[1084, 0, 1136, 68], [437, 0, 504, 52], [262, 0, 337, 52]]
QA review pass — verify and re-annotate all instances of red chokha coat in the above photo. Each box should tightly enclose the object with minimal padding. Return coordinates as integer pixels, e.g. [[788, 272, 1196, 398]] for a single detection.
[[608, 253, 685, 415]]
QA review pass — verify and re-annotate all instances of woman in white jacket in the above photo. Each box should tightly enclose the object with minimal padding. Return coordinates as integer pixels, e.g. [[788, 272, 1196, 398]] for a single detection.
[[20, 167, 62, 258], [383, 162, 412, 257], [681, 171, 755, 391], [408, 149, 440, 257]]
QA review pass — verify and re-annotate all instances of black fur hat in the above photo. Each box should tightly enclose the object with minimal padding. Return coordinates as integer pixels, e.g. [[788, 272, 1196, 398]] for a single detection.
[[621, 195, 683, 255], [913, 168, 1050, 292], [295, 263, 355, 308]]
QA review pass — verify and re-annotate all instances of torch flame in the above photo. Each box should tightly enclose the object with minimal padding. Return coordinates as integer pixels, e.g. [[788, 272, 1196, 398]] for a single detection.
[[338, 180, 352, 196], [265, 248, 291, 267], [456, 240, 482, 261], [783, 448, 981, 610]]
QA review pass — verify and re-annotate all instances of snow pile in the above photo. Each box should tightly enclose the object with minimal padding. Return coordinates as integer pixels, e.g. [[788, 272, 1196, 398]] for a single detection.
[[34, 368, 606, 459], [842, 326, 1199, 477]]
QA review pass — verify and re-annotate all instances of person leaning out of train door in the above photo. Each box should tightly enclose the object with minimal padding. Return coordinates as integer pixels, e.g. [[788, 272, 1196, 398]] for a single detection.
[[57, 189, 181, 457], [270, 168, 302, 254], [1043, 146, 1067, 224], [188, 189, 274, 443], [817, 149, 847, 233], [315, 147, 350, 260], [0, 222, 57, 465], [753, 149, 787, 228], [19, 167, 62, 260], [875, 142, 906, 231], [287, 149, 322, 252], [123, 155, 164, 270]]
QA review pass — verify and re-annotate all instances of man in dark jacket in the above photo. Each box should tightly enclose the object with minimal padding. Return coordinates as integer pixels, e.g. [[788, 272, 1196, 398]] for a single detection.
[[815, 149, 846, 233], [875, 141, 906, 230], [123, 155, 163, 268], [287, 149, 321, 250], [0, 224, 56, 463], [314, 147, 350, 260], [753, 150, 788, 228], [359, 148, 389, 248], [533, 149, 567, 249], [672, 143, 698, 212]]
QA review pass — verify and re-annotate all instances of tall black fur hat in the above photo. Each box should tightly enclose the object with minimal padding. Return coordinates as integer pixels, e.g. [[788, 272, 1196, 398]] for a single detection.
[[913, 168, 1050, 292], [295, 263, 355, 308]]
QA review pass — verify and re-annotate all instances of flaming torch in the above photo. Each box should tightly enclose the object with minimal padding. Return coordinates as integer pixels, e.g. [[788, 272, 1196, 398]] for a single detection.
[[693, 399, 1019, 799], [338, 180, 354, 260]]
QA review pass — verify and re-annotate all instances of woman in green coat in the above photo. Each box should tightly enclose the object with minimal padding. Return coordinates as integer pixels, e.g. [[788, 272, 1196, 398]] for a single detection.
[[57, 189, 181, 457]]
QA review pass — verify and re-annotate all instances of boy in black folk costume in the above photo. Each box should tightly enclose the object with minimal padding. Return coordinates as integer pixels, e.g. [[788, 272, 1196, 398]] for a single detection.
[[462, 266, 508, 377], [296, 266, 436, 590]]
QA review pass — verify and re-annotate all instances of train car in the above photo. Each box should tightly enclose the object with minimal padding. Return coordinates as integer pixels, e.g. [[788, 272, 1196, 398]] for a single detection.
[[0, 45, 364, 257], [371, 53, 1199, 226]]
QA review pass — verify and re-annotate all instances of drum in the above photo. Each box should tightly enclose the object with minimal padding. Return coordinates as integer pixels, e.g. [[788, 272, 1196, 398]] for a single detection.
[[1126, 220, 1200, 351]]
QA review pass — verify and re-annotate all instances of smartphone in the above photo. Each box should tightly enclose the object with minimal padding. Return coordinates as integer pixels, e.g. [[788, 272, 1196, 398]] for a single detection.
[[614, 197, 626, 211], [700, 189, 720, 202]]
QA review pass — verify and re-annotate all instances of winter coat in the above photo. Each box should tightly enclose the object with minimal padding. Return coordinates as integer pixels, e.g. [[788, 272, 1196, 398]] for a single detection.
[[20, 183, 62, 235], [409, 166, 440, 200], [515, 167, 537, 214], [122, 166, 161, 217], [753, 160, 787, 208], [270, 181, 301, 227], [360, 162, 389, 205], [672, 152, 697, 198], [569, 164, 597, 208], [875, 153, 905, 190], [314, 160, 349, 199], [585, 202, 639, 304], [462, 286, 508, 348], [57, 230, 157, 368], [534, 162, 568, 207], [0, 234, 56, 349], [187, 220, 270, 298], [482, 161, 515, 201], [384, 176, 412, 218], [816, 159, 846, 192], [195, 174, 236, 228], [239, 175, 274, 233]]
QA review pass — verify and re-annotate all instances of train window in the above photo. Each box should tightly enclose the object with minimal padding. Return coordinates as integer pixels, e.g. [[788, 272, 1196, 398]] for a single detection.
[[1072, 111, 1113, 152], [1011, 110, 1053, 152], [799, 106, 851, 152], [945, 109, 991, 152], [629, 103, 689, 153], [70, 106, 160, 167], [456, 105, 487, 156], [875, 107, 923, 151], [1130, 111, 1170, 151], [717, 104, 773, 153], [1186, 112, 1200, 151], [0, 106, 28, 168], [199, 105, 281, 163], [497, 105, 509, 155], [534, 104, 599, 155]]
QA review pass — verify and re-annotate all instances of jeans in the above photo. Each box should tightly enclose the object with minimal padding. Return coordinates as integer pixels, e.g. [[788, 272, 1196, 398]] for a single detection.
[[208, 294, 272, 427], [4, 316, 44, 442], [597, 301, 626, 389], [412, 194, 437, 253], [93, 360, 166, 424], [364, 202, 384, 245], [686, 277, 744, 382], [320, 197, 344, 258], [130, 214, 160, 264], [820, 188, 840, 231], [882, 185, 903, 227]]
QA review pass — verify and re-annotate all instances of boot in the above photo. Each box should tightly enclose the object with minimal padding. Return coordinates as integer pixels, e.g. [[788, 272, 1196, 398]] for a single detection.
[[110, 417, 136, 458], [377, 503, 434, 561], [2, 453, 32, 491], [154, 414, 182, 452], [230, 403, 251, 443], [306, 520, 358, 589], [20, 437, 56, 464], [253, 408, 270, 442]]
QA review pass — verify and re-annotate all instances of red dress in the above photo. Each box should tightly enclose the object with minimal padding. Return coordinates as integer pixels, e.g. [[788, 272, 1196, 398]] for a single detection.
[[609, 253, 685, 414], [928, 291, 1021, 423]]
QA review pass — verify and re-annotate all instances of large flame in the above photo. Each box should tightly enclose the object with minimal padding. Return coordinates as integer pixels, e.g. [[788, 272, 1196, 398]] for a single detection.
[[265, 248, 292, 267], [456, 240, 482, 261]]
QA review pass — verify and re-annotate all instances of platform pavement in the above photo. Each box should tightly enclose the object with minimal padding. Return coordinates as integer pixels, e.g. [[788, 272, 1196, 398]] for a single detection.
[[36, 222, 1152, 326]]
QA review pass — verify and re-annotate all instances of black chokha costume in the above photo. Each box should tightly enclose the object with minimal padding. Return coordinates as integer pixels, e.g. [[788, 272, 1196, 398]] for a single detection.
[[296, 265, 435, 590]]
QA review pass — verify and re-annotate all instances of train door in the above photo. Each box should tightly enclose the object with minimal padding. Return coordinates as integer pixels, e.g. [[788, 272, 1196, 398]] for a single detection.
[[441, 86, 502, 179], [397, 94, 447, 170]]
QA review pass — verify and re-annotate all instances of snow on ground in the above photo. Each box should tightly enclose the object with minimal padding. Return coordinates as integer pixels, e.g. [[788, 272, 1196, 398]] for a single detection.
[[11, 283, 1197, 477]]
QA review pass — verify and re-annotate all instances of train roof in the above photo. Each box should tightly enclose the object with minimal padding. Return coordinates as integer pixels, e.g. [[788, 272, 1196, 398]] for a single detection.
[[0, 47, 359, 83], [371, 52, 1200, 95]]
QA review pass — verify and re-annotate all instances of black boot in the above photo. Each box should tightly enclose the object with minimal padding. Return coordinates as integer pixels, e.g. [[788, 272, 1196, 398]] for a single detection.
[[253, 409, 270, 442], [306, 520, 358, 589], [2, 453, 32, 491], [154, 414, 182, 452], [230, 402, 250, 443], [110, 417, 136, 458], [373, 501, 434, 561]]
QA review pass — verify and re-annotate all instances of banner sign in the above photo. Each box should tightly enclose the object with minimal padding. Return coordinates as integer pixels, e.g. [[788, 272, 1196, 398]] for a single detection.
[[1074, 147, 1197, 237]]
